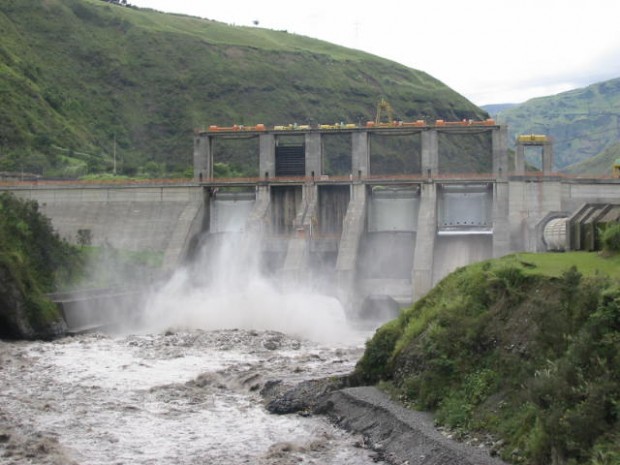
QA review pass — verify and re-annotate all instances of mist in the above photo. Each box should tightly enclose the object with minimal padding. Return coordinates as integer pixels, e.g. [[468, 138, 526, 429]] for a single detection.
[[139, 230, 364, 345]]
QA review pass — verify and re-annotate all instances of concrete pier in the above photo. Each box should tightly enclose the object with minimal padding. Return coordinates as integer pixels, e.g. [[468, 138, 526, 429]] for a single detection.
[[411, 182, 437, 300], [336, 183, 367, 309]]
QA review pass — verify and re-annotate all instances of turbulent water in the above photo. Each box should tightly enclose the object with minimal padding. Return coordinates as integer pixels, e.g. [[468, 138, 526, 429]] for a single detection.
[[0, 227, 389, 464], [0, 328, 381, 465]]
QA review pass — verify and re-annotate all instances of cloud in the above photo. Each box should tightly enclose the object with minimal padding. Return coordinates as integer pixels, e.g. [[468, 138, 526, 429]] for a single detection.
[[128, 0, 620, 105]]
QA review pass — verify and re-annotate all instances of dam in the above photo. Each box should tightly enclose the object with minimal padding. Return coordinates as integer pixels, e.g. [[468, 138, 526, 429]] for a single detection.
[[3, 121, 620, 316]]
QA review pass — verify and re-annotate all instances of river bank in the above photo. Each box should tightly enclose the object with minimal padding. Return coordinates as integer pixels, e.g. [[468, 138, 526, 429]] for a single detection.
[[264, 378, 509, 465]]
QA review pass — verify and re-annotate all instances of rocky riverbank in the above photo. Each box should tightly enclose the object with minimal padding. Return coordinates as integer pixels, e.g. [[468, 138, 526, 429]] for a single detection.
[[264, 379, 508, 465]]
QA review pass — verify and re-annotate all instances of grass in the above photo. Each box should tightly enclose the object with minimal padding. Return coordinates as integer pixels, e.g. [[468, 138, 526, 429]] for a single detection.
[[491, 252, 620, 280]]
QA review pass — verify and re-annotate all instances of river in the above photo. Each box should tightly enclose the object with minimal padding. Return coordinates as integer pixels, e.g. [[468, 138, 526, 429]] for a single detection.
[[0, 326, 384, 464], [0, 230, 389, 464]]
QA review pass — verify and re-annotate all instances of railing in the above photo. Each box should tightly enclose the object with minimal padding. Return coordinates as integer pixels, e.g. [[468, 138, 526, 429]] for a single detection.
[[0, 172, 617, 189], [0, 177, 194, 188]]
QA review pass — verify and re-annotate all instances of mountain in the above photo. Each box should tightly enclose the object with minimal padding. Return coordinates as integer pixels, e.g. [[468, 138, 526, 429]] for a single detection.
[[480, 103, 518, 119], [496, 78, 620, 172], [0, 0, 487, 178], [564, 141, 620, 175]]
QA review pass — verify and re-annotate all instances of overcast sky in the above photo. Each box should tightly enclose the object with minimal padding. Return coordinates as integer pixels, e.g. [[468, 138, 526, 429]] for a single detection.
[[129, 0, 620, 106]]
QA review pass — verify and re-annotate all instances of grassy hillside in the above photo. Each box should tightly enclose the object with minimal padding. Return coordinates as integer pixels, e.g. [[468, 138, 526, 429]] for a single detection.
[[564, 141, 620, 176], [0, 0, 487, 178], [354, 252, 620, 465], [496, 78, 620, 172]]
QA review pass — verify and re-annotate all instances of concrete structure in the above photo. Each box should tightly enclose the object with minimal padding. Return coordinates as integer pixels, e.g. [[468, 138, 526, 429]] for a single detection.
[[192, 123, 512, 308], [515, 134, 553, 174], [3, 123, 620, 317], [6, 184, 205, 270]]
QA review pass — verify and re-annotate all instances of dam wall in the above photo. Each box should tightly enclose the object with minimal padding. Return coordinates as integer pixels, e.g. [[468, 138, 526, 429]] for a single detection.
[[3, 176, 618, 315], [7, 184, 205, 270]]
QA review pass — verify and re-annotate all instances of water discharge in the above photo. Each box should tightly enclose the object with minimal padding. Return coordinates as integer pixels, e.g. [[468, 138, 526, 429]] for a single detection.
[[0, 227, 379, 464], [143, 229, 362, 345]]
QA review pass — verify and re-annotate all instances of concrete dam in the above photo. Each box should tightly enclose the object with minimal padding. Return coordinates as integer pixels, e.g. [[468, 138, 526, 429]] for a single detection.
[[4, 122, 620, 316]]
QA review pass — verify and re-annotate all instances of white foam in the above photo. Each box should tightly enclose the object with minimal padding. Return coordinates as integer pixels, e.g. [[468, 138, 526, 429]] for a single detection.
[[141, 231, 363, 345]]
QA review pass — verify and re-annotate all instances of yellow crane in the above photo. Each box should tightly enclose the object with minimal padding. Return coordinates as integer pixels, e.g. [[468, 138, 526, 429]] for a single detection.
[[375, 98, 394, 124]]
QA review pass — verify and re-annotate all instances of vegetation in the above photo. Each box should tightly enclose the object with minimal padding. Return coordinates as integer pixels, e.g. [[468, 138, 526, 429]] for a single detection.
[[0, 191, 161, 338], [355, 253, 620, 465], [601, 222, 620, 255], [0, 0, 486, 179], [496, 78, 620, 172], [0, 192, 82, 337], [564, 142, 620, 176]]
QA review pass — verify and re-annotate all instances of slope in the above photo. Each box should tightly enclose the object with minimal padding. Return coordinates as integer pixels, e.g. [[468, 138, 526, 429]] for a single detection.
[[564, 141, 620, 176], [0, 0, 487, 178], [354, 253, 620, 465], [496, 78, 620, 171]]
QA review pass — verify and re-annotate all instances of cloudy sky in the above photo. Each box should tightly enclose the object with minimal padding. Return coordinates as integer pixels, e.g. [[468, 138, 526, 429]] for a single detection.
[[130, 0, 620, 106]]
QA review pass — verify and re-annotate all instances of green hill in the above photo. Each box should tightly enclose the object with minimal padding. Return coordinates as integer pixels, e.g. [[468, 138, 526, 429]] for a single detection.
[[496, 78, 620, 172], [481, 103, 517, 118], [0, 0, 487, 178], [354, 253, 620, 465], [564, 141, 620, 176]]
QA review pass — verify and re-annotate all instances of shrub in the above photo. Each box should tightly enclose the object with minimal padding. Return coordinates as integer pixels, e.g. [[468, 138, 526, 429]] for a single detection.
[[0, 193, 83, 338], [354, 319, 402, 384], [358, 257, 620, 465], [601, 222, 620, 254]]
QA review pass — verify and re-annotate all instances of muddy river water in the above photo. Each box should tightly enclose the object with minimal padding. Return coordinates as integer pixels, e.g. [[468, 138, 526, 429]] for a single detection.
[[1, 232, 390, 464], [0, 326, 383, 465]]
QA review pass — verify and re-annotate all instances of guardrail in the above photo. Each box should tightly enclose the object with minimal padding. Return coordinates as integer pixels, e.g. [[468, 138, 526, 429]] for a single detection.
[[0, 172, 617, 189]]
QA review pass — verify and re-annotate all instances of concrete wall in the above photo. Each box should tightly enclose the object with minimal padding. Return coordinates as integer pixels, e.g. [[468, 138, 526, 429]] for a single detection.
[[8, 185, 205, 270], [562, 181, 620, 211], [507, 180, 563, 251], [5, 123, 619, 316], [3, 175, 618, 321]]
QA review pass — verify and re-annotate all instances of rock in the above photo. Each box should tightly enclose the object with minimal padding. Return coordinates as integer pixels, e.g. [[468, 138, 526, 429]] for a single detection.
[[264, 376, 349, 415], [263, 339, 280, 350], [265, 381, 514, 465]]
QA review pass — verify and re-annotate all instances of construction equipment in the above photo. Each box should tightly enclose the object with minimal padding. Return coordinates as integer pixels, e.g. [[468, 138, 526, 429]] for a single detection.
[[375, 98, 394, 124], [517, 134, 549, 143]]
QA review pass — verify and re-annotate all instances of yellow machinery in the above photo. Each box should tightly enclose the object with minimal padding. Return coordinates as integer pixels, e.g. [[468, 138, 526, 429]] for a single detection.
[[517, 134, 548, 143], [613, 159, 620, 178], [375, 98, 394, 124]]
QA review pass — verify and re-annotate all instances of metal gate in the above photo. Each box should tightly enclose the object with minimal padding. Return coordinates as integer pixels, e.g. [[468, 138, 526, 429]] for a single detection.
[[275, 144, 305, 176]]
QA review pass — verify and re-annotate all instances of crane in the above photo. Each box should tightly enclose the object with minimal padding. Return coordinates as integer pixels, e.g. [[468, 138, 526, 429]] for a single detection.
[[375, 98, 394, 124]]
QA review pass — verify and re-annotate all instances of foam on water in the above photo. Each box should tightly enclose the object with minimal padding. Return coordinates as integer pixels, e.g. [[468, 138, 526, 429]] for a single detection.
[[140, 230, 364, 345], [144, 269, 360, 345]]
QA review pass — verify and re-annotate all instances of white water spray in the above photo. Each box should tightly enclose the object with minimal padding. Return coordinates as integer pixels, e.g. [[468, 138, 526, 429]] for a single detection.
[[143, 230, 363, 345]]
